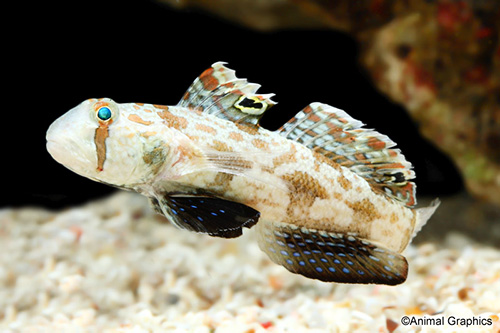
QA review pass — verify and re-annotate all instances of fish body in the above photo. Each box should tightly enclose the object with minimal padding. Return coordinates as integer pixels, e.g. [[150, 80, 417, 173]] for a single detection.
[[47, 62, 439, 285]]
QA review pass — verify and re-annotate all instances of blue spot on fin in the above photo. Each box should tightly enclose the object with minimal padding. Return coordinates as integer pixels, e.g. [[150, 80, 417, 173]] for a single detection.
[[256, 221, 408, 285], [151, 194, 260, 238]]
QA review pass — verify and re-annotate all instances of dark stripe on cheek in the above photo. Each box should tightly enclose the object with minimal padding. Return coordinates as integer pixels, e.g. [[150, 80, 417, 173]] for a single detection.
[[94, 124, 110, 172]]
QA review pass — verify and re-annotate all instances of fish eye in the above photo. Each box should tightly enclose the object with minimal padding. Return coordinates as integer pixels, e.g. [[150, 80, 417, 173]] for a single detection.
[[97, 107, 112, 121]]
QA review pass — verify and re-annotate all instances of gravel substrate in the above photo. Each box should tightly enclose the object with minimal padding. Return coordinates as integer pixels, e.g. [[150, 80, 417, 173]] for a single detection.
[[1, 192, 499, 332]]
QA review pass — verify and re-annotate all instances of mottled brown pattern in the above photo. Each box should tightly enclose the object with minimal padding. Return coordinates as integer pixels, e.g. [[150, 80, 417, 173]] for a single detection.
[[332, 192, 343, 201], [270, 139, 281, 146], [153, 104, 169, 110], [195, 123, 217, 135], [345, 198, 382, 224], [235, 122, 259, 135], [399, 215, 415, 252], [252, 138, 270, 151], [313, 159, 321, 172], [282, 171, 329, 211], [261, 166, 274, 174], [337, 175, 353, 190], [158, 110, 188, 129], [272, 145, 297, 167], [229, 131, 244, 142], [205, 172, 235, 195], [312, 151, 342, 171], [186, 135, 200, 143], [140, 131, 157, 138], [390, 212, 399, 224], [128, 114, 153, 125], [210, 140, 233, 152]]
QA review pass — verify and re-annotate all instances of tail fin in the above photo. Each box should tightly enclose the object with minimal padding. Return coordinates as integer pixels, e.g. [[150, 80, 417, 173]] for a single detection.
[[411, 199, 441, 240]]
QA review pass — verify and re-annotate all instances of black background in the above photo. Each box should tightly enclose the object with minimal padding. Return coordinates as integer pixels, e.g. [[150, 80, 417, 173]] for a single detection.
[[5, 0, 462, 209]]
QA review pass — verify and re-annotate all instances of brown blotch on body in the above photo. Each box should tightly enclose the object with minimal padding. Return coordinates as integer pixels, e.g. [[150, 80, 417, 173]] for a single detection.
[[332, 192, 343, 201], [229, 131, 244, 142], [252, 138, 269, 151], [153, 104, 169, 110], [312, 151, 343, 172], [399, 229, 412, 252], [345, 198, 382, 224], [141, 131, 157, 138], [282, 171, 329, 211], [273, 145, 297, 167], [390, 212, 399, 224], [235, 123, 259, 135], [158, 110, 188, 129], [128, 114, 153, 126], [337, 175, 353, 191], [210, 140, 233, 152], [195, 123, 217, 135], [261, 166, 274, 174], [205, 173, 235, 195]]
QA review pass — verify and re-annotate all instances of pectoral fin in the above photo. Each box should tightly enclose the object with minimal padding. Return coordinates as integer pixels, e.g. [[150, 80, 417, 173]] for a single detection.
[[256, 220, 408, 285], [152, 194, 260, 238]]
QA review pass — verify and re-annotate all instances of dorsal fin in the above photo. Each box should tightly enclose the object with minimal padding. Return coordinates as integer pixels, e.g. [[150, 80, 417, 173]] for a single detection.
[[278, 102, 416, 207], [177, 62, 276, 125]]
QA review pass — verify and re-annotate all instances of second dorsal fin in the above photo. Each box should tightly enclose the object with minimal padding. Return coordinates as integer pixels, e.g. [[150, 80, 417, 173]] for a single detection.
[[278, 102, 416, 207], [177, 62, 276, 126]]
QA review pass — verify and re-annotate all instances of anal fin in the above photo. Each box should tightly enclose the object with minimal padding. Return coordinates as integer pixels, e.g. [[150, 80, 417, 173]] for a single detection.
[[256, 220, 408, 285]]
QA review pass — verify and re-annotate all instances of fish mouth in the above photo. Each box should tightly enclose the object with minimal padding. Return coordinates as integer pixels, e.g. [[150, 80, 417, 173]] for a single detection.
[[46, 139, 59, 160], [46, 139, 72, 169]]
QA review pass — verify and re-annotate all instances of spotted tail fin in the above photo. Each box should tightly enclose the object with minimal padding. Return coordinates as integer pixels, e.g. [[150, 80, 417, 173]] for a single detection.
[[256, 220, 408, 285], [278, 102, 416, 208], [178, 62, 276, 125]]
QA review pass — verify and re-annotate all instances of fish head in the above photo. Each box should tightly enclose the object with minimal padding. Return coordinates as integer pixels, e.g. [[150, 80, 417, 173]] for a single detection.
[[46, 98, 171, 188]]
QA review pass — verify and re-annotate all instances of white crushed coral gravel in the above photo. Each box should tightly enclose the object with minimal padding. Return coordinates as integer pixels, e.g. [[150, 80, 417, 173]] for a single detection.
[[0, 192, 499, 332]]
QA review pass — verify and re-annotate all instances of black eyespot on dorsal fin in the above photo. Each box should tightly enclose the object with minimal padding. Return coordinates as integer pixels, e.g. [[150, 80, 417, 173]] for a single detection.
[[177, 62, 276, 125]]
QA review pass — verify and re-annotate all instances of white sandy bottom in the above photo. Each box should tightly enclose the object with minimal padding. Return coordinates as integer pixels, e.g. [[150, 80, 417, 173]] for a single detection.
[[0, 192, 499, 332]]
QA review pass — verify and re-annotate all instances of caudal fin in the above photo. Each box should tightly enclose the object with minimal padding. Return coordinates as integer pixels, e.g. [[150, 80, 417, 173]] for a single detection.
[[411, 199, 441, 240]]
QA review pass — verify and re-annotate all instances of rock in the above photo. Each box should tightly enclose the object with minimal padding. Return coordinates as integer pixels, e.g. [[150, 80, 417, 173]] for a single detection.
[[363, 2, 500, 205]]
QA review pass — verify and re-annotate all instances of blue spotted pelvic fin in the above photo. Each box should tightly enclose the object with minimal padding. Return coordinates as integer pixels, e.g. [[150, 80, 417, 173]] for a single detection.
[[256, 220, 408, 285], [150, 195, 260, 238], [278, 102, 417, 208], [178, 62, 276, 125]]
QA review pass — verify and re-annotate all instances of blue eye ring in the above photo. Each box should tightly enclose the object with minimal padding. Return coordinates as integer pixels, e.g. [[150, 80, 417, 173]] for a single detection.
[[97, 106, 112, 121]]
